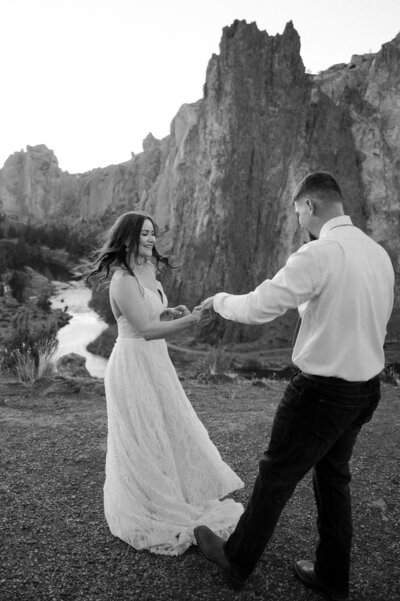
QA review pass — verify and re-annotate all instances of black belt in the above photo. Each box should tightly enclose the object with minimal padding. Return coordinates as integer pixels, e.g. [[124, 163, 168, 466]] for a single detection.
[[300, 371, 375, 385]]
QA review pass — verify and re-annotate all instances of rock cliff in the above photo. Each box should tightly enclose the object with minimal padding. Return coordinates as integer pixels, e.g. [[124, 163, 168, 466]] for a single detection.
[[1, 20, 399, 342]]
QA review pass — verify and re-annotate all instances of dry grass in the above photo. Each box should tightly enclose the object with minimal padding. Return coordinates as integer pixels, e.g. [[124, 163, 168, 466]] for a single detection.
[[8, 339, 56, 384]]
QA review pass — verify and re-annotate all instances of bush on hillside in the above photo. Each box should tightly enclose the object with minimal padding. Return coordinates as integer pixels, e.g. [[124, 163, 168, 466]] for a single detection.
[[9, 270, 29, 302]]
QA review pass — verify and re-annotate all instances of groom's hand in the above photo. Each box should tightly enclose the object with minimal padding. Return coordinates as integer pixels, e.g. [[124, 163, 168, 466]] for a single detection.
[[197, 296, 215, 327], [200, 296, 215, 312]]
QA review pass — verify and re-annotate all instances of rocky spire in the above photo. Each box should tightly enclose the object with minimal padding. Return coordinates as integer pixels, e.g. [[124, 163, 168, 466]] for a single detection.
[[1, 21, 399, 342]]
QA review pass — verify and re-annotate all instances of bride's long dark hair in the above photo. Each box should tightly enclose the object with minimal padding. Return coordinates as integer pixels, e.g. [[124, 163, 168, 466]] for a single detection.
[[83, 211, 173, 283]]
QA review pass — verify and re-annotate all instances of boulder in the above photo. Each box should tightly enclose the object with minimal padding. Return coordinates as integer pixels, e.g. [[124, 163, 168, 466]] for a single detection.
[[56, 353, 91, 378]]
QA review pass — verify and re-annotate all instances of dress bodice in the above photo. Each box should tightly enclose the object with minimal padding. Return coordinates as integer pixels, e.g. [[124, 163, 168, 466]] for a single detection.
[[117, 282, 168, 339]]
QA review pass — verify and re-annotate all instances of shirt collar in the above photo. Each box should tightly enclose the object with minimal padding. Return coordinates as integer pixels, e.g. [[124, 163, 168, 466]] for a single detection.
[[319, 215, 353, 239]]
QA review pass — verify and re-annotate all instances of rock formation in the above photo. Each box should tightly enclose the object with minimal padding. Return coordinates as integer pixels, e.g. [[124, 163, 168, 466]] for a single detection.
[[1, 20, 399, 342], [56, 353, 91, 378]]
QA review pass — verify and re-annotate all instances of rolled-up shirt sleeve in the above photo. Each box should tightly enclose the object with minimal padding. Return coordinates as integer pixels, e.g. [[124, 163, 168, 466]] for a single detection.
[[213, 244, 320, 324]]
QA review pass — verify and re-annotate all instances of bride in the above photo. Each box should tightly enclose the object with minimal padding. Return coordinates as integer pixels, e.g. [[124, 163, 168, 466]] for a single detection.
[[84, 210, 243, 555]]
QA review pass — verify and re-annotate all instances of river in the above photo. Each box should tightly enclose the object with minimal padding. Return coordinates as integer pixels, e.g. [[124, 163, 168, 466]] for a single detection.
[[50, 280, 108, 378]]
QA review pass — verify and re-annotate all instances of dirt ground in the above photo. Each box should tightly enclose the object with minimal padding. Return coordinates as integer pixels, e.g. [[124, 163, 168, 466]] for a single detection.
[[0, 373, 399, 601]]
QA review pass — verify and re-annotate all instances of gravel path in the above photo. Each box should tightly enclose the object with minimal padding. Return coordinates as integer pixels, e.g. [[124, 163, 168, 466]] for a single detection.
[[0, 376, 399, 601]]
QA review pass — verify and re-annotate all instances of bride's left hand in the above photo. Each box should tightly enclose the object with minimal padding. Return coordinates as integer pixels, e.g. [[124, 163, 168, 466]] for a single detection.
[[160, 305, 190, 320], [171, 304, 190, 318], [160, 308, 175, 321]]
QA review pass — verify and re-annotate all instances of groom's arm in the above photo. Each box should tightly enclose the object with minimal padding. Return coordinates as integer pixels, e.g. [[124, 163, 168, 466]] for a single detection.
[[213, 244, 321, 325]]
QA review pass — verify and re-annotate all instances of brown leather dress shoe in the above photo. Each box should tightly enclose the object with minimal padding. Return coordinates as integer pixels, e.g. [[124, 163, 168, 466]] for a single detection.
[[194, 526, 246, 590], [294, 560, 349, 601]]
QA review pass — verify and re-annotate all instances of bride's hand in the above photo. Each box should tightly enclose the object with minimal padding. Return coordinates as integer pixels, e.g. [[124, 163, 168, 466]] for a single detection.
[[161, 305, 190, 321], [171, 304, 190, 318], [160, 308, 175, 321]]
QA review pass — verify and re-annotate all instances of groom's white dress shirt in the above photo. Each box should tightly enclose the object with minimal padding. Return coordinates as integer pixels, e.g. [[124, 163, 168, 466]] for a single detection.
[[213, 216, 395, 381]]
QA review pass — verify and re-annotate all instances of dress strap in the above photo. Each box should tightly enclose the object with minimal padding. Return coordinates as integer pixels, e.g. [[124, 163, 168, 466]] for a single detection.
[[133, 272, 145, 297]]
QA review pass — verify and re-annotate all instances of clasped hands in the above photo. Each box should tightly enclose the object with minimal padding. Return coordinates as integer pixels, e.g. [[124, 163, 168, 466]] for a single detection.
[[191, 295, 215, 326], [161, 296, 215, 326], [161, 305, 191, 320]]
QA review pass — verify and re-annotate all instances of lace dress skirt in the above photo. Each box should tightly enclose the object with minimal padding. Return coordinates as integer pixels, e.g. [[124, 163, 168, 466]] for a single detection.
[[103, 289, 243, 555]]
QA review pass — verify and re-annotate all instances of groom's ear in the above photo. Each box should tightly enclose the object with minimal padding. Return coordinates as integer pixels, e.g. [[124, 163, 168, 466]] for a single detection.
[[305, 198, 314, 214]]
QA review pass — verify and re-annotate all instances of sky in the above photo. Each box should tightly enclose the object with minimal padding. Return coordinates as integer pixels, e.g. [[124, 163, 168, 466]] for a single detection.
[[1, 0, 400, 174]]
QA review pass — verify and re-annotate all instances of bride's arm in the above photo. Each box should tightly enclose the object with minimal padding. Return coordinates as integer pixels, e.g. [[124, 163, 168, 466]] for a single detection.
[[112, 274, 199, 340]]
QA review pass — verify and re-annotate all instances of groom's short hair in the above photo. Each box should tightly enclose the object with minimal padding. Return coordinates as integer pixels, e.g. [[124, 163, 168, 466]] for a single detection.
[[293, 172, 343, 204]]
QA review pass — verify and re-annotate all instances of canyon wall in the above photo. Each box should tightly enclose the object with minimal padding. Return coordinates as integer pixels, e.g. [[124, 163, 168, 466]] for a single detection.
[[1, 20, 399, 342]]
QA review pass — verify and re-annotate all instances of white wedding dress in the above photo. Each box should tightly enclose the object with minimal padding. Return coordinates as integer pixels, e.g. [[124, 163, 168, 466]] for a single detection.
[[103, 277, 244, 555]]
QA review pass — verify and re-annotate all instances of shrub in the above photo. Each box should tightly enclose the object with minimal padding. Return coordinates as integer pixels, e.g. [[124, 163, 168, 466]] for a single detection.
[[0, 310, 58, 383], [9, 270, 29, 302], [207, 345, 233, 376], [195, 345, 236, 382]]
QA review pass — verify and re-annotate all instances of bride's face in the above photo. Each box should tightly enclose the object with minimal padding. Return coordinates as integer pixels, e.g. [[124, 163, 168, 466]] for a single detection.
[[137, 219, 155, 261]]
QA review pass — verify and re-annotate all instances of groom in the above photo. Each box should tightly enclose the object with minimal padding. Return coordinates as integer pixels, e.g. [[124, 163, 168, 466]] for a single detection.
[[194, 172, 394, 601]]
